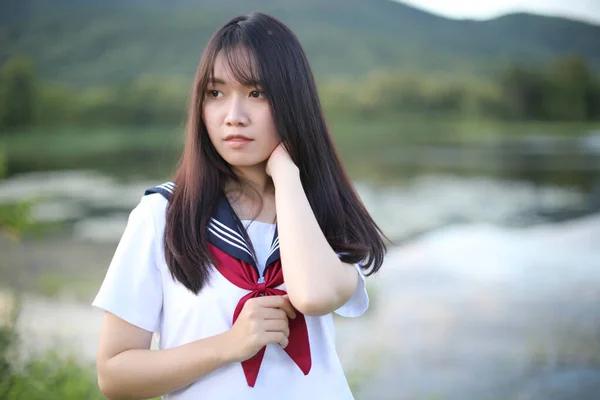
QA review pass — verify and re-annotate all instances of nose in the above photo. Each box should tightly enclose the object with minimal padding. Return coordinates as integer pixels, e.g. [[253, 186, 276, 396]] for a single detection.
[[224, 95, 249, 127]]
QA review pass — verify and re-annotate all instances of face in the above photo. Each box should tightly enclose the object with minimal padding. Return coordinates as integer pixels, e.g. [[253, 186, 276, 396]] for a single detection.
[[202, 51, 280, 170]]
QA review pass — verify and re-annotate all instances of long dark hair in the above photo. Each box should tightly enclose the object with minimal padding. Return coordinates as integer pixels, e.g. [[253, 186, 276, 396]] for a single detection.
[[165, 12, 388, 293]]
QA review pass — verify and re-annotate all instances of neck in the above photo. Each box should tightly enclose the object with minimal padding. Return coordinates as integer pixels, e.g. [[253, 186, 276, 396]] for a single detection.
[[225, 163, 276, 222], [226, 162, 274, 200]]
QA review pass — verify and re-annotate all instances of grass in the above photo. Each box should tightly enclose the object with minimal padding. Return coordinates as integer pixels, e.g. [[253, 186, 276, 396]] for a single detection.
[[0, 125, 181, 163], [2, 117, 597, 159], [329, 114, 600, 144], [1, 117, 598, 179], [0, 125, 183, 178], [0, 294, 103, 400], [0, 292, 162, 400], [1, 125, 182, 155], [35, 272, 104, 302]]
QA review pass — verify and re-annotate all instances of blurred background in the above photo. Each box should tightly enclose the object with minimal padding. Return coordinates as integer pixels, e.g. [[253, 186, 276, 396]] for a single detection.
[[0, 0, 599, 399]]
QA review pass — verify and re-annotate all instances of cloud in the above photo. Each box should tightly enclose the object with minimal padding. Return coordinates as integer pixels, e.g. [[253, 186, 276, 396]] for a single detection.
[[397, 0, 600, 24]]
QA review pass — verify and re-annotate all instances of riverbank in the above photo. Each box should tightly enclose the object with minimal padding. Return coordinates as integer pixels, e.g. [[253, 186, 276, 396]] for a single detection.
[[2, 119, 598, 179]]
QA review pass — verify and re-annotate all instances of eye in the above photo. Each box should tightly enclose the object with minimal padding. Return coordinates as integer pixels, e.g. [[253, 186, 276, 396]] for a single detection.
[[250, 90, 264, 99], [207, 89, 222, 98]]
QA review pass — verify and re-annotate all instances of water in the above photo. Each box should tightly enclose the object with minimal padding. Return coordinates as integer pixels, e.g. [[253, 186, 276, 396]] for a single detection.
[[347, 214, 600, 399], [0, 170, 591, 244]]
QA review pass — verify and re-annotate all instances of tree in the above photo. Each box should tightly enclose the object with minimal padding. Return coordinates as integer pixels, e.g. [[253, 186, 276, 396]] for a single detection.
[[542, 56, 594, 120], [0, 56, 39, 129], [499, 63, 545, 120]]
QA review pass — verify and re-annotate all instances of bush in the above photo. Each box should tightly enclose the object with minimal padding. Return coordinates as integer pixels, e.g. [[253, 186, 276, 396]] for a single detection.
[[0, 297, 105, 400], [0, 155, 105, 399]]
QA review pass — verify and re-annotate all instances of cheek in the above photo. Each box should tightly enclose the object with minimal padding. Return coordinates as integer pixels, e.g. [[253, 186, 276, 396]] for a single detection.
[[202, 105, 212, 125], [257, 109, 279, 142], [202, 107, 219, 138]]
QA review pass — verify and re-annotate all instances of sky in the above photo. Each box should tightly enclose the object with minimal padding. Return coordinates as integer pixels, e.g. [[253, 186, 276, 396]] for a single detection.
[[396, 0, 600, 25]]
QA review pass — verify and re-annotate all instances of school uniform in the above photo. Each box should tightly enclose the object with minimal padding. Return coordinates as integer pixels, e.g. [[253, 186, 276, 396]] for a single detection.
[[92, 182, 369, 399]]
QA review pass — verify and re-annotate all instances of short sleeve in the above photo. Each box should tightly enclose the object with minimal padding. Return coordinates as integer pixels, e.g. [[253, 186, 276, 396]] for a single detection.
[[334, 262, 369, 318], [92, 196, 163, 332]]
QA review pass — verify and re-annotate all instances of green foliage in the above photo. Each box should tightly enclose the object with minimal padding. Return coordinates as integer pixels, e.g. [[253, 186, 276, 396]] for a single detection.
[[0, 60, 189, 129], [1, 0, 599, 84], [0, 154, 107, 400], [0, 200, 35, 240], [499, 64, 546, 119], [0, 153, 35, 239], [321, 57, 600, 123], [500, 56, 600, 121], [323, 71, 480, 118], [542, 56, 600, 120], [0, 155, 154, 400], [0, 298, 19, 388], [2, 355, 105, 400], [0, 294, 103, 400], [0, 54, 598, 134], [0, 183, 105, 399], [0, 57, 39, 129], [0, 152, 5, 177], [0, 153, 38, 238]]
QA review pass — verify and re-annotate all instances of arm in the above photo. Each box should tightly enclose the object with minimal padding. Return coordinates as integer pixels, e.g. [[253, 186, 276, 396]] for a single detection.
[[97, 296, 295, 399], [96, 312, 234, 400], [268, 145, 359, 317]]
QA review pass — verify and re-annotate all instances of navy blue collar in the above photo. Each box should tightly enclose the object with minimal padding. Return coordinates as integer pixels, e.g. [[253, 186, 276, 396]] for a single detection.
[[208, 193, 282, 269], [145, 182, 280, 270]]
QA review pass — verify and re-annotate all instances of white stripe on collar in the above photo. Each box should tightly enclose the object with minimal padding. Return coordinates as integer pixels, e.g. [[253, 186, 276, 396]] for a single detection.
[[209, 221, 251, 253], [210, 218, 246, 244], [208, 227, 254, 258]]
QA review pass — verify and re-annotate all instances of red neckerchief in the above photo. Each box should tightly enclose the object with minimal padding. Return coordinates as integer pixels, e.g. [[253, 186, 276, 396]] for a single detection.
[[210, 244, 312, 387]]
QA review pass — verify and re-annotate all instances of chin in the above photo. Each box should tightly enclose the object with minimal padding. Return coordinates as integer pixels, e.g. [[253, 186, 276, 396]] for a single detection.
[[223, 154, 268, 169]]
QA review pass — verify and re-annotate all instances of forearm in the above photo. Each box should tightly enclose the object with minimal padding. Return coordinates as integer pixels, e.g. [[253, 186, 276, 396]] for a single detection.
[[272, 167, 357, 315], [98, 331, 234, 399]]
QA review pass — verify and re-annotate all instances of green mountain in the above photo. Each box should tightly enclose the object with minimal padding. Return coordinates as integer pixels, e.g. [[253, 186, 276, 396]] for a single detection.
[[1, 0, 599, 85]]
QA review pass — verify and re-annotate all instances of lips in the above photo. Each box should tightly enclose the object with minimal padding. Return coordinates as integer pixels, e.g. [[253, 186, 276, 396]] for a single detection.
[[225, 134, 253, 141], [224, 134, 254, 149]]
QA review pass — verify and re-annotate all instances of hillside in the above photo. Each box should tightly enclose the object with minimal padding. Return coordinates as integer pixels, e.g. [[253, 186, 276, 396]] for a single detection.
[[1, 0, 599, 85]]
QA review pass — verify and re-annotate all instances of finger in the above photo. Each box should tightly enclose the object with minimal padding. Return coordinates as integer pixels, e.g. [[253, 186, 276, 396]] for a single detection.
[[255, 295, 297, 320], [278, 295, 297, 320], [279, 334, 289, 349], [263, 332, 289, 348], [261, 308, 288, 321], [253, 295, 285, 307], [263, 319, 289, 337]]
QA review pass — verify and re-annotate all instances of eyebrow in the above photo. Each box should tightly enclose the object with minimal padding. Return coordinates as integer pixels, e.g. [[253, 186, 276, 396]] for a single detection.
[[209, 76, 262, 87]]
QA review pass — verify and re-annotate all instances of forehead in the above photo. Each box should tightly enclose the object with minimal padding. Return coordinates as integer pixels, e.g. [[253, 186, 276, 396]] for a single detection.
[[211, 52, 235, 79], [210, 48, 261, 86]]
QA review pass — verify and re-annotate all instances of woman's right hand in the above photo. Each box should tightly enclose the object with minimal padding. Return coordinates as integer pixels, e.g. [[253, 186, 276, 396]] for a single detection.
[[225, 295, 297, 363]]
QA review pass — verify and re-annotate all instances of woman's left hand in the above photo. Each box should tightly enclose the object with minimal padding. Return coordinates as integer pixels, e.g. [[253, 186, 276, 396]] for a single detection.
[[266, 142, 298, 179]]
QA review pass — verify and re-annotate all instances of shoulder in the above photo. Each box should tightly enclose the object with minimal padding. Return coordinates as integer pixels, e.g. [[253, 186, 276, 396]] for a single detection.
[[136, 181, 174, 225], [144, 181, 175, 201]]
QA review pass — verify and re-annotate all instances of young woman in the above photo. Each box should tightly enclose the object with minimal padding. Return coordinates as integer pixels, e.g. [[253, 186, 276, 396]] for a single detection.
[[93, 12, 387, 400]]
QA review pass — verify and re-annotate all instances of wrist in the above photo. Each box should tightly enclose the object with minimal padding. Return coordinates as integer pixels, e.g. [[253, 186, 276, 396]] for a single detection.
[[270, 163, 299, 185], [211, 330, 239, 365]]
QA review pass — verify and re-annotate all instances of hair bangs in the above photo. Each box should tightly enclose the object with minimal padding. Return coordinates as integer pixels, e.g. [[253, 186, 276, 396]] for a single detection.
[[210, 27, 262, 89]]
